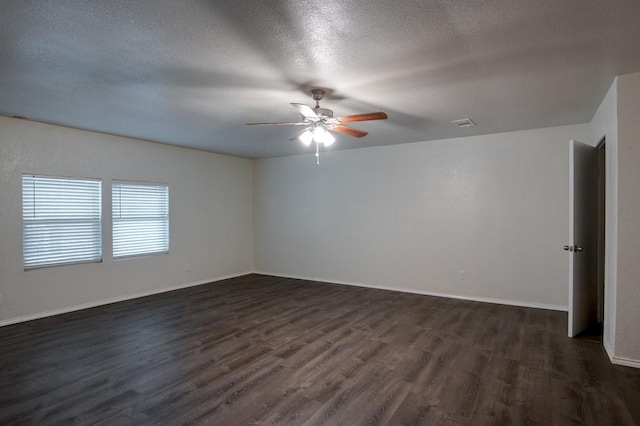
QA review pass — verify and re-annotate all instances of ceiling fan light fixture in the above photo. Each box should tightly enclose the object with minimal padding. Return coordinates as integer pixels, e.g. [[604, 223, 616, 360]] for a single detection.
[[321, 130, 336, 146], [313, 125, 326, 143], [309, 125, 336, 147], [298, 128, 313, 146]]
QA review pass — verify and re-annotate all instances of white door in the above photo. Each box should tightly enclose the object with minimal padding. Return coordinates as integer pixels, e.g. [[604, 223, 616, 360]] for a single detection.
[[568, 140, 598, 337]]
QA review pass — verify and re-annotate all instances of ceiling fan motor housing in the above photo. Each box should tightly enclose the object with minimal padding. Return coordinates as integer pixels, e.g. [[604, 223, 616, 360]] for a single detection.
[[312, 107, 333, 119]]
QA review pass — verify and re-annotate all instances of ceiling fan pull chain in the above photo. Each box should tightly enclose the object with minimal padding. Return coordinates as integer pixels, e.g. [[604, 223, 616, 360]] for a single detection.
[[316, 142, 320, 165]]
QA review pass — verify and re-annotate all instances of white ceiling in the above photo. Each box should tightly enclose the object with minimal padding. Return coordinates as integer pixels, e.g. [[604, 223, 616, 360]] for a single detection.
[[1, 1, 640, 158]]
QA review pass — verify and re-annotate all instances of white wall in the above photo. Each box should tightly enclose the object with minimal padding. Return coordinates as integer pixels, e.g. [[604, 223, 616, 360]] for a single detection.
[[615, 72, 640, 363], [590, 78, 618, 356], [254, 124, 590, 309], [0, 116, 253, 323]]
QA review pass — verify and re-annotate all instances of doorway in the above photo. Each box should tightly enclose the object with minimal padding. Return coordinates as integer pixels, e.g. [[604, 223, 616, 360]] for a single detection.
[[568, 138, 606, 338]]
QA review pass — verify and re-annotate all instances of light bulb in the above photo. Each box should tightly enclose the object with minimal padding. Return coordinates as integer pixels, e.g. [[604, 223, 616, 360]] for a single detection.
[[313, 126, 326, 143], [298, 128, 313, 146], [322, 130, 336, 147]]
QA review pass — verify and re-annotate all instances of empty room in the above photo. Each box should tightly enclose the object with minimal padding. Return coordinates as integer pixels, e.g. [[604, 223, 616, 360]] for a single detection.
[[2, 1, 640, 424]]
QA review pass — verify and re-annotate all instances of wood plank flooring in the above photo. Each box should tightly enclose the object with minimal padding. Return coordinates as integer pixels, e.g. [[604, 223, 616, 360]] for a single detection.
[[1, 274, 639, 425]]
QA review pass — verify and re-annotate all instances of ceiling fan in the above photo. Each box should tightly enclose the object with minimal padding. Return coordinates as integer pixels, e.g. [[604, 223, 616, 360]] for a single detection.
[[245, 88, 387, 164]]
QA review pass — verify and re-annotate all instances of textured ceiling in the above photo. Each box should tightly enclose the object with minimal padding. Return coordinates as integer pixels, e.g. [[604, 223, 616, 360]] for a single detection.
[[1, 0, 640, 158]]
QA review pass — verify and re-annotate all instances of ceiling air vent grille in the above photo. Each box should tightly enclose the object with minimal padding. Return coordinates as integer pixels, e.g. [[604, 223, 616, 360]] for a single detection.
[[452, 118, 476, 128]]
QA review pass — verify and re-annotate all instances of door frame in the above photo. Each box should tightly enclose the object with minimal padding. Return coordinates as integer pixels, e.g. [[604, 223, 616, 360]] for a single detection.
[[595, 137, 606, 323]]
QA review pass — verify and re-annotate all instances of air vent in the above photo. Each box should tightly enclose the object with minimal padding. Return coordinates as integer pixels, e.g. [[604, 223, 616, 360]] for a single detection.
[[452, 118, 476, 128]]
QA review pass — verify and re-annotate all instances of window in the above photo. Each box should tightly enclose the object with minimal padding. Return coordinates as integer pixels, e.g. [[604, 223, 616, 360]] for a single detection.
[[112, 181, 169, 258], [22, 175, 102, 269]]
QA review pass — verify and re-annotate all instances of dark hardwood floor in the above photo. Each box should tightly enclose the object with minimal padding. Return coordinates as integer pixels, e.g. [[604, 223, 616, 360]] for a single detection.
[[1, 274, 639, 425]]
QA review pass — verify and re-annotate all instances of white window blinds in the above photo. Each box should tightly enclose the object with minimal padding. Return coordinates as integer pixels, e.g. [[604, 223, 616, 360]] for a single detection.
[[112, 181, 169, 258], [22, 175, 102, 269]]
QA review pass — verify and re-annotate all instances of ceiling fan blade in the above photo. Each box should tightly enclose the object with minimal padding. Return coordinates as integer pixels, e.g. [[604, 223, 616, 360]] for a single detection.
[[245, 121, 306, 126], [291, 103, 319, 120], [337, 112, 388, 123], [331, 124, 368, 138]]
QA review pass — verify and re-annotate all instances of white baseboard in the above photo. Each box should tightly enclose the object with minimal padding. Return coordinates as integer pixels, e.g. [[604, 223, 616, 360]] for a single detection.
[[252, 271, 568, 312], [611, 355, 640, 369], [605, 338, 640, 369], [0, 271, 253, 327], [603, 337, 614, 361]]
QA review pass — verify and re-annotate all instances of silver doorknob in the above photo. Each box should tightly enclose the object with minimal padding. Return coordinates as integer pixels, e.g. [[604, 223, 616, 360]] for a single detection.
[[564, 245, 570, 251], [574, 245, 583, 252]]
